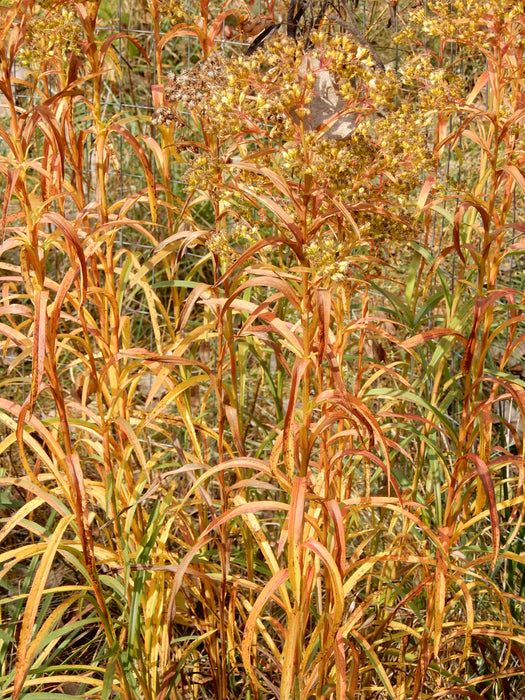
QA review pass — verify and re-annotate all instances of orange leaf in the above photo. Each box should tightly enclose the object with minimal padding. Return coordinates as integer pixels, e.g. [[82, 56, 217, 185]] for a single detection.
[[41, 212, 88, 304], [466, 70, 489, 104], [465, 453, 501, 570], [66, 453, 96, 573], [283, 359, 310, 477], [288, 476, 307, 599], [433, 540, 448, 658], [315, 287, 331, 360], [416, 174, 435, 211], [1, 167, 19, 241], [302, 538, 345, 641], [401, 328, 466, 350], [241, 568, 290, 691], [29, 289, 48, 414], [502, 164, 525, 195], [333, 628, 347, 700], [326, 499, 346, 574], [453, 199, 491, 263]]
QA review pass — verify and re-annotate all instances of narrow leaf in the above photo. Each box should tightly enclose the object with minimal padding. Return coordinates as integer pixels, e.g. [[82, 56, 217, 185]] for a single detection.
[[13, 515, 74, 699], [29, 289, 49, 414], [241, 569, 290, 691]]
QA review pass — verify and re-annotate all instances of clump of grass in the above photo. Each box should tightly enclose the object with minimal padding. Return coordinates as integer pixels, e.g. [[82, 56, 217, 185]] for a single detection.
[[1, 0, 525, 698], [0, 1, 181, 697]]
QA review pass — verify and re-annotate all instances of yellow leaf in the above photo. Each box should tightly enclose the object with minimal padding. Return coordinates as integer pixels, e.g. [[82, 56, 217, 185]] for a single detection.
[[14, 515, 74, 699]]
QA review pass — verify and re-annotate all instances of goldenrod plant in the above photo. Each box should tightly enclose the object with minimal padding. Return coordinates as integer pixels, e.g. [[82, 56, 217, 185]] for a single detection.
[[1, 0, 525, 698]]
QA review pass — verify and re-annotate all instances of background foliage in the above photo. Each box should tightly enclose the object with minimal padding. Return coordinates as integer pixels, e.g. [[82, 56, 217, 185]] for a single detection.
[[1, 0, 525, 698]]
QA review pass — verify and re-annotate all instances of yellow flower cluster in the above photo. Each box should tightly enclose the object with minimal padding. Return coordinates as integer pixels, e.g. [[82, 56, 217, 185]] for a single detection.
[[207, 222, 263, 269], [157, 0, 189, 26], [400, 55, 465, 113], [397, 0, 525, 46], [18, 4, 83, 67], [207, 230, 237, 268], [184, 152, 225, 192], [158, 33, 395, 140], [276, 105, 433, 217], [156, 30, 443, 250], [304, 234, 353, 283]]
